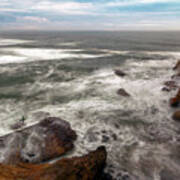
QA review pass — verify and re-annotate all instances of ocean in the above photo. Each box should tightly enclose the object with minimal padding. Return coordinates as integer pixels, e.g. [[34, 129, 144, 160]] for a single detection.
[[0, 31, 180, 179]]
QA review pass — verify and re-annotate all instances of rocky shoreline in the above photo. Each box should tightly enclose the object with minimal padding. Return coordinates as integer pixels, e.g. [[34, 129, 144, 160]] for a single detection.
[[0, 117, 109, 180], [166, 60, 180, 121], [1, 61, 180, 180]]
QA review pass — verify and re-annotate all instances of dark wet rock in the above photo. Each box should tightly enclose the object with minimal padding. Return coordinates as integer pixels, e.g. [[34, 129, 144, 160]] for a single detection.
[[100, 172, 114, 180], [117, 88, 130, 97], [0, 146, 107, 180], [162, 81, 178, 92], [10, 116, 26, 130], [162, 87, 170, 92], [102, 135, 110, 143], [114, 69, 126, 77], [173, 60, 180, 71], [164, 80, 178, 88], [170, 97, 180, 107], [112, 134, 117, 141], [0, 117, 77, 164], [171, 73, 180, 79], [10, 121, 25, 130], [172, 111, 180, 121], [170, 89, 180, 107]]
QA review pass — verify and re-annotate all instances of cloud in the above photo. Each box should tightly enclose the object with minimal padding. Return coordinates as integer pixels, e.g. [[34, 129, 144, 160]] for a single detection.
[[0, 0, 180, 30], [22, 16, 49, 23], [31, 1, 96, 15], [106, 0, 180, 7]]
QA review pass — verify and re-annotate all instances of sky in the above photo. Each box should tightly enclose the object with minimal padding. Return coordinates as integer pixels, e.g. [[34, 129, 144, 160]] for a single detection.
[[0, 0, 180, 31]]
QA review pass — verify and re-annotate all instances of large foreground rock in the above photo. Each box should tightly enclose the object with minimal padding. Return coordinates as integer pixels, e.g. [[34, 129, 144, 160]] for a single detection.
[[0, 146, 107, 180], [0, 117, 77, 164]]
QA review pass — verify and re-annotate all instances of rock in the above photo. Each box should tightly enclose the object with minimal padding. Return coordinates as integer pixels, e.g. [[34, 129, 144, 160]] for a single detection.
[[163, 81, 178, 91], [164, 81, 178, 88], [0, 117, 77, 164], [162, 87, 170, 92], [10, 121, 25, 130], [173, 60, 180, 71], [117, 88, 130, 97], [0, 146, 107, 180], [170, 97, 180, 107], [171, 73, 180, 79], [114, 69, 126, 77], [170, 89, 180, 107], [172, 111, 180, 121]]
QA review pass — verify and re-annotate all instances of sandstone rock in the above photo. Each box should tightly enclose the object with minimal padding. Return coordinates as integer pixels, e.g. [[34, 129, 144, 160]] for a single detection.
[[172, 111, 180, 121], [114, 69, 126, 77], [170, 89, 180, 107], [170, 97, 179, 107], [0, 117, 77, 164], [0, 146, 107, 180], [117, 88, 130, 97]]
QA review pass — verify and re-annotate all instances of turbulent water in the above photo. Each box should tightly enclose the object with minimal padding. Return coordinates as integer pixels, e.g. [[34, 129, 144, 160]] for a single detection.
[[0, 31, 180, 179]]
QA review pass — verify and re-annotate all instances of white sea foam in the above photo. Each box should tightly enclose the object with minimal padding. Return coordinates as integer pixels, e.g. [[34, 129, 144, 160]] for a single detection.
[[0, 55, 28, 64], [0, 48, 109, 64], [0, 49, 179, 179], [0, 39, 34, 46]]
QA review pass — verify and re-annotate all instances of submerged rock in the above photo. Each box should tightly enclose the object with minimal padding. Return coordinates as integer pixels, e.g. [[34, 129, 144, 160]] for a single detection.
[[172, 111, 180, 121], [0, 146, 107, 180], [0, 117, 77, 164], [117, 88, 130, 97], [164, 81, 178, 90], [162, 87, 170, 92], [10, 121, 25, 130], [114, 69, 126, 77]]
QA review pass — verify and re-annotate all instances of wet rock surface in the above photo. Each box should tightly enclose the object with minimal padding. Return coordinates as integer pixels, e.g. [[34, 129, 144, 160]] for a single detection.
[[173, 60, 180, 71], [0, 146, 107, 180], [114, 69, 127, 77], [117, 88, 130, 97], [164, 81, 178, 91], [170, 89, 180, 107], [172, 111, 180, 121], [0, 117, 77, 164]]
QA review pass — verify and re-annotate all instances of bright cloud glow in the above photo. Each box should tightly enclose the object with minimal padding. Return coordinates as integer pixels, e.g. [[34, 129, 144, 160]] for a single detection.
[[0, 0, 180, 30]]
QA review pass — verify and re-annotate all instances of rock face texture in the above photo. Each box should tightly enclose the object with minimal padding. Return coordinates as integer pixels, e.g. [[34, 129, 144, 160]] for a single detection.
[[0, 117, 77, 164], [0, 146, 107, 180]]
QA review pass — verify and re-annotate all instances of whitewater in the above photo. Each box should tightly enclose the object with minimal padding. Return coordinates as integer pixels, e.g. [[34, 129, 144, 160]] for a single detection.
[[0, 31, 180, 180]]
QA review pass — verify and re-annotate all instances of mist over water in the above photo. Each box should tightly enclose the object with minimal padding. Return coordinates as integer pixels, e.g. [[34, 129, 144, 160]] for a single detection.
[[0, 31, 180, 179]]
